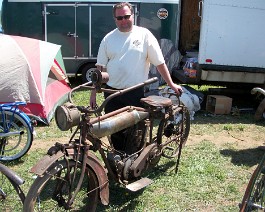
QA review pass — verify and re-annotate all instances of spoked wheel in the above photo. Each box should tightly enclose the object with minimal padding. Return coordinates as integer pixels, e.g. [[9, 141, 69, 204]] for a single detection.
[[23, 160, 99, 212], [240, 155, 265, 211], [0, 111, 33, 161], [157, 105, 190, 158]]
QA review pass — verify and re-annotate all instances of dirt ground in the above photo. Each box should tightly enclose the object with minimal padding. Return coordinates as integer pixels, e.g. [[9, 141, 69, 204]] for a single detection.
[[189, 129, 265, 149], [30, 112, 265, 153]]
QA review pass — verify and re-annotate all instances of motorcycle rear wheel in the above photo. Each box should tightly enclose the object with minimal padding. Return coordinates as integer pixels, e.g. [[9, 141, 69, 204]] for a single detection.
[[23, 159, 99, 212], [157, 105, 190, 158]]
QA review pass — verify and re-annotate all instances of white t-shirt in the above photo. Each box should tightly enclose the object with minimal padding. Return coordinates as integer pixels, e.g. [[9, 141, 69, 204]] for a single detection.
[[96, 26, 165, 89]]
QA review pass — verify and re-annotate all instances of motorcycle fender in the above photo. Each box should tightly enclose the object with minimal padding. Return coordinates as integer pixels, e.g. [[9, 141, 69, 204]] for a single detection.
[[30, 151, 109, 206], [30, 151, 64, 176], [84, 152, 109, 205]]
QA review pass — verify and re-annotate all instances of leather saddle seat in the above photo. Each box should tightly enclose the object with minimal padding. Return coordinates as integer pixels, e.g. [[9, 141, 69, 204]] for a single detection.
[[140, 95, 172, 108]]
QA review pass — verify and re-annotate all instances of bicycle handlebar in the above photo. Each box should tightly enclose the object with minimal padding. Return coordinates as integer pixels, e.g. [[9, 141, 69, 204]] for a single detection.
[[96, 77, 158, 113]]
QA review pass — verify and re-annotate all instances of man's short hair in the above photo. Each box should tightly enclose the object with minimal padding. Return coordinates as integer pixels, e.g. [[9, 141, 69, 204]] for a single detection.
[[113, 2, 134, 17]]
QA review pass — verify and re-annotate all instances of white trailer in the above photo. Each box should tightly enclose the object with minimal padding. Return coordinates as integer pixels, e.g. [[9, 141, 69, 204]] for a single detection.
[[174, 0, 265, 87]]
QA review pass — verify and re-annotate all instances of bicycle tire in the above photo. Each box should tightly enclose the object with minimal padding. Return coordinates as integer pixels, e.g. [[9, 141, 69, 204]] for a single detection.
[[157, 105, 190, 158], [0, 110, 33, 161], [23, 159, 99, 212], [240, 155, 265, 211]]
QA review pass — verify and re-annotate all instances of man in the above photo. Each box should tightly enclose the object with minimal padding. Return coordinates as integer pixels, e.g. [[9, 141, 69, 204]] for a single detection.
[[90, 2, 182, 150]]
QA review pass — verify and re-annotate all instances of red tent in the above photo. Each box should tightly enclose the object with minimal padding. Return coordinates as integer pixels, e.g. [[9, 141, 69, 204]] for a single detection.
[[0, 35, 71, 124]]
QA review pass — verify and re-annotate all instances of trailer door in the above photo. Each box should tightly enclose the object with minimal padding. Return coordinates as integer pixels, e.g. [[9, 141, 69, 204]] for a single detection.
[[44, 3, 89, 59]]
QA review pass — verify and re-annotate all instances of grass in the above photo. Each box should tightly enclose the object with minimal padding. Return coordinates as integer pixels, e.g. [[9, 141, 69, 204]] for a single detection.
[[1, 82, 265, 211], [1, 138, 260, 211]]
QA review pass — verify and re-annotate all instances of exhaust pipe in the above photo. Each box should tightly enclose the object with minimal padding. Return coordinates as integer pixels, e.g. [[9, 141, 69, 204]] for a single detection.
[[91, 110, 149, 138]]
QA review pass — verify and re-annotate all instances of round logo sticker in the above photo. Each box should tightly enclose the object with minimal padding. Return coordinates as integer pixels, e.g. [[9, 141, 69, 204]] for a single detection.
[[157, 8, 168, 20]]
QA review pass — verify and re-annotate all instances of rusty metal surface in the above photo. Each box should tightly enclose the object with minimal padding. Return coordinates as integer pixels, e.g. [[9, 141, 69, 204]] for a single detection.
[[85, 151, 109, 205], [91, 110, 149, 138], [130, 143, 157, 177], [31, 149, 110, 205], [90, 106, 146, 124], [30, 151, 64, 176]]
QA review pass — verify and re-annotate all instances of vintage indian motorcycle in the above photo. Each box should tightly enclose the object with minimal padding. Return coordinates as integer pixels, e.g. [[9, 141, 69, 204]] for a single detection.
[[23, 70, 190, 211]]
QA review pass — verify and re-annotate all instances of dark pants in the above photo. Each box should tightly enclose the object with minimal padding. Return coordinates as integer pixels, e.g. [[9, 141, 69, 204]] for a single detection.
[[104, 85, 144, 151]]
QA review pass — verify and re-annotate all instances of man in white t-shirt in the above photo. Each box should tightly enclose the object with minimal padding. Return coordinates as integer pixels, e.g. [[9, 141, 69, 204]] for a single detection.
[[90, 2, 183, 150]]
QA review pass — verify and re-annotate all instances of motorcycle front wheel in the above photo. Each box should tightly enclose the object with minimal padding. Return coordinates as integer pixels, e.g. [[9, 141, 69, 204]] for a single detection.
[[23, 159, 99, 212]]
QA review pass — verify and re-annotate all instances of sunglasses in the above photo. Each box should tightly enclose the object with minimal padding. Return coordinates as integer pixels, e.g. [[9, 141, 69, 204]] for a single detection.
[[115, 14, 131, 21]]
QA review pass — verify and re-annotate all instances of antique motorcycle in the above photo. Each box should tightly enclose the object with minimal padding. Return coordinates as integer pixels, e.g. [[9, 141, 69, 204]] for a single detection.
[[23, 70, 190, 211]]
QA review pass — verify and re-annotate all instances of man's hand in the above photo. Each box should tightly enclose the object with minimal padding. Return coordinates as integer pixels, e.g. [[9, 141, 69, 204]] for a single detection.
[[170, 83, 183, 96]]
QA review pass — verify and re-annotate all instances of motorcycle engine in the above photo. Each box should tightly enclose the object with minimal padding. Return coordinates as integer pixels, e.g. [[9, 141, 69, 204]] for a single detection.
[[123, 155, 138, 180]]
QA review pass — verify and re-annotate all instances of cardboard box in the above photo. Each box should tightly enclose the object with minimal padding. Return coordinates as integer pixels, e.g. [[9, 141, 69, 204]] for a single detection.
[[206, 95, 232, 114]]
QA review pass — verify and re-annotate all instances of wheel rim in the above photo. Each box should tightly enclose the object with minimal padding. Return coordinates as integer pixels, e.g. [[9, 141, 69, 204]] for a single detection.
[[241, 156, 265, 211], [25, 160, 99, 211], [0, 111, 32, 161]]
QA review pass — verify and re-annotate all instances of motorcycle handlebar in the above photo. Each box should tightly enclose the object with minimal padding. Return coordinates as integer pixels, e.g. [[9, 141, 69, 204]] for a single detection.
[[69, 77, 159, 114], [96, 77, 159, 113]]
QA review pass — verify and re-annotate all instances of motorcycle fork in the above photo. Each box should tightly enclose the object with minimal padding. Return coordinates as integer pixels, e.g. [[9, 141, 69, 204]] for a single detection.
[[52, 120, 91, 209], [68, 118, 92, 207]]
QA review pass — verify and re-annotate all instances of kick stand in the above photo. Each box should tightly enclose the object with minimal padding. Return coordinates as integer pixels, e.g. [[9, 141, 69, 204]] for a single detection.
[[175, 137, 184, 174]]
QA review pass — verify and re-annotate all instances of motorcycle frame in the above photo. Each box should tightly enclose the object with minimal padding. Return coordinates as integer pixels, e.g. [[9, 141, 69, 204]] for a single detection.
[[30, 77, 187, 208]]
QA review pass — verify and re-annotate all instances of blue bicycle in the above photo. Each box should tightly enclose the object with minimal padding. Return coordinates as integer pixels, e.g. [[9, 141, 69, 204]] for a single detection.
[[0, 102, 34, 161]]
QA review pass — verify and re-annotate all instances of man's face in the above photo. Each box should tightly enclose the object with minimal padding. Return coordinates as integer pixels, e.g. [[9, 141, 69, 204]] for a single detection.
[[114, 6, 133, 32]]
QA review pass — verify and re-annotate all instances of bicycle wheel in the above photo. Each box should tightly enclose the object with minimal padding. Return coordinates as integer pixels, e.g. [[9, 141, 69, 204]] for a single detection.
[[0, 163, 24, 211], [157, 105, 190, 158], [23, 159, 99, 212], [240, 155, 265, 211], [0, 110, 33, 161]]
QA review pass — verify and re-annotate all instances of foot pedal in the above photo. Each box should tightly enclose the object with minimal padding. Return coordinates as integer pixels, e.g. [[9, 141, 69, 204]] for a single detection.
[[126, 177, 153, 192]]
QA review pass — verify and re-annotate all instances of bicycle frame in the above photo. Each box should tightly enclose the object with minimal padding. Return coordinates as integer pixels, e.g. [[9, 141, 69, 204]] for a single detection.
[[0, 162, 25, 203]]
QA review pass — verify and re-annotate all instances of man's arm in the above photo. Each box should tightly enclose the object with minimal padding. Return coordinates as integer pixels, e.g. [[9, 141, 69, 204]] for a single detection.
[[156, 63, 183, 96]]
